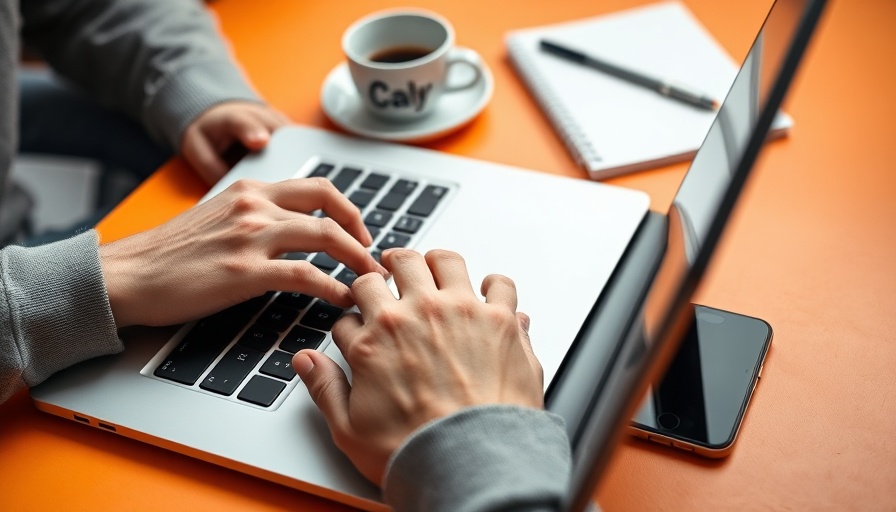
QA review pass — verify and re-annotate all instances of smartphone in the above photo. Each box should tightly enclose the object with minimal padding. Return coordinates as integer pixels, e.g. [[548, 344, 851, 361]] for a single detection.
[[630, 304, 772, 458]]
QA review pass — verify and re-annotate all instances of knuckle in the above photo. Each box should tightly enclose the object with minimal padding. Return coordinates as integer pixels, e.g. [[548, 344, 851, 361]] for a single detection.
[[290, 260, 321, 281], [426, 249, 462, 264], [487, 273, 517, 290], [351, 272, 381, 292], [390, 248, 421, 263], [316, 217, 342, 242]]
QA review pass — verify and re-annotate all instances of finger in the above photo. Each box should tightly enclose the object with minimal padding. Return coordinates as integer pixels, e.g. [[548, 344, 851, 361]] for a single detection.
[[293, 350, 352, 436], [516, 312, 545, 391], [348, 272, 396, 322], [381, 249, 436, 297], [480, 274, 518, 311], [265, 178, 372, 247], [262, 259, 354, 307], [330, 312, 365, 355], [424, 249, 475, 293], [183, 131, 228, 184], [224, 109, 273, 151], [270, 216, 383, 277]]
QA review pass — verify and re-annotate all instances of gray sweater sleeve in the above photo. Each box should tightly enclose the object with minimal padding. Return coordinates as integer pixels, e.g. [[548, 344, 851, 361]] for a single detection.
[[0, 231, 122, 405], [19, 0, 261, 150], [383, 405, 572, 512]]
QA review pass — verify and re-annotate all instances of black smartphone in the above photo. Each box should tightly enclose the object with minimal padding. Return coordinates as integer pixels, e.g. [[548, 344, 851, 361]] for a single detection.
[[630, 304, 772, 457]]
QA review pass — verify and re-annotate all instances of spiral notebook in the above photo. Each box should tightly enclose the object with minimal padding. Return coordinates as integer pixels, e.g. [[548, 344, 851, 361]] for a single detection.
[[506, 1, 792, 180]]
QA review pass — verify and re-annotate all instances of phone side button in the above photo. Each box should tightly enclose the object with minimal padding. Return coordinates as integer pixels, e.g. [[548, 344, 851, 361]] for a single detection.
[[647, 435, 673, 446], [671, 441, 695, 452]]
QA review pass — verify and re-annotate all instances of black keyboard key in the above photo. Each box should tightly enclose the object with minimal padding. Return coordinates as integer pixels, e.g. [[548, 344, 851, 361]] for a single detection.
[[300, 302, 344, 331], [330, 167, 362, 192], [376, 191, 408, 212], [394, 215, 423, 234], [367, 226, 382, 241], [349, 189, 376, 208], [407, 185, 448, 217], [260, 350, 297, 381], [360, 173, 389, 190], [153, 318, 240, 385], [308, 163, 335, 178], [238, 325, 279, 352], [275, 291, 313, 310], [199, 346, 263, 396], [390, 179, 418, 196], [238, 376, 286, 407], [256, 304, 300, 333], [335, 268, 358, 287], [364, 210, 392, 227], [378, 232, 411, 250], [280, 325, 326, 353], [370, 250, 382, 263], [283, 252, 309, 261], [311, 253, 339, 271]]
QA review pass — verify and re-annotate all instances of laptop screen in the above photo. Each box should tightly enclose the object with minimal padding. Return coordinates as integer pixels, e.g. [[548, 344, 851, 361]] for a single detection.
[[566, 0, 826, 509]]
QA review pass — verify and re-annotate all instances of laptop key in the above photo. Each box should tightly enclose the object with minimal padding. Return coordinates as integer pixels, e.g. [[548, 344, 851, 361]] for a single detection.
[[360, 173, 389, 190], [237, 325, 279, 352], [367, 226, 382, 241], [199, 346, 264, 396], [310, 253, 339, 271], [275, 291, 313, 310], [280, 325, 326, 353], [153, 317, 240, 385], [330, 167, 362, 192], [376, 191, 408, 212], [300, 301, 344, 331], [407, 185, 448, 217], [393, 215, 423, 234], [256, 304, 300, 333], [238, 375, 286, 407], [307, 162, 335, 178], [364, 210, 392, 227], [335, 268, 358, 287], [259, 350, 297, 381], [377, 232, 411, 250], [390, 179, 418, 196], [349, 189, 376, 208]]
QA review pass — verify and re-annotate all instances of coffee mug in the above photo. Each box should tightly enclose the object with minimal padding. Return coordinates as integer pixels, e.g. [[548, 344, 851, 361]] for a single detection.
[[342, 9, 484, 122]]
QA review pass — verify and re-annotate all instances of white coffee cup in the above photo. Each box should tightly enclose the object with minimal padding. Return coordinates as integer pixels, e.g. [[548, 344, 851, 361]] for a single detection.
[[342, 9, 484, 122]]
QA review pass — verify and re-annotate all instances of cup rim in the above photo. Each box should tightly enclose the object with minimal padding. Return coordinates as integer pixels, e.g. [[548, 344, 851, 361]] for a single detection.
[[342, 8, 455, 70]]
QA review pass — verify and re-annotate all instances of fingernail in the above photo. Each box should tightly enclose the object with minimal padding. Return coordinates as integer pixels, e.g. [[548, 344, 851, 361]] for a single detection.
[[250, 129, 268, 142], [293, 353, 314, 379]]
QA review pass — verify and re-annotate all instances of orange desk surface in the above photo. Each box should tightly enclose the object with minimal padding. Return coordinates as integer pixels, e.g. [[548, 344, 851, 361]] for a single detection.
[[2, 0, 894, 510]]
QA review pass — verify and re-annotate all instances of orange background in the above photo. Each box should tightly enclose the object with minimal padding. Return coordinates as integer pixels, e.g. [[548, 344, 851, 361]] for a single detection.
[[2, 0, 895, 510]]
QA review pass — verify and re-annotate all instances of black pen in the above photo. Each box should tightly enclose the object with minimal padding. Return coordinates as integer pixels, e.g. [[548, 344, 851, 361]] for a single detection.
[[539, 39, 719, 111]]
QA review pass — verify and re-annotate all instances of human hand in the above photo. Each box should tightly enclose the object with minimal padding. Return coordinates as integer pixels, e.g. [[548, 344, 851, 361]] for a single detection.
[[181, 101, 290, 184], [293, 249, 544, 485], [99, 177, 386, 328]]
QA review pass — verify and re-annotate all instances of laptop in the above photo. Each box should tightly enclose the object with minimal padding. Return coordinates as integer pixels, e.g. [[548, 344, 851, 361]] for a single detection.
[[30, 0, 826, 509]]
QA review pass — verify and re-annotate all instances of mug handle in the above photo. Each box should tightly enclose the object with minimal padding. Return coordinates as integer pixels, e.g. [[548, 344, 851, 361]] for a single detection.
[[445, 47, 484, 92]]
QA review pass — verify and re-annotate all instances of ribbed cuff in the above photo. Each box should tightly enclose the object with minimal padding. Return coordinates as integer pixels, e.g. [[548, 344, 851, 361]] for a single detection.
[[143, 60, 261, 150], [383, 404, 572, 512], [1, 231, 122, 388]]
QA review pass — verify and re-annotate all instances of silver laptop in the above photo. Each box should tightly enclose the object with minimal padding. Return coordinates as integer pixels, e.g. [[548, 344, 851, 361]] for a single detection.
[[31, 0, 825, 509]]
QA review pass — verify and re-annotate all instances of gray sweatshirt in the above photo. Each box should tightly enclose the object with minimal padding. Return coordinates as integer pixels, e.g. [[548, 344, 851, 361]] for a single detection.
[[0, 1, 576, 510]]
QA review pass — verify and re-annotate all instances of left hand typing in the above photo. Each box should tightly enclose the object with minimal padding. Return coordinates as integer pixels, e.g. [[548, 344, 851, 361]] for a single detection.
[[180, 101, 290, 184]]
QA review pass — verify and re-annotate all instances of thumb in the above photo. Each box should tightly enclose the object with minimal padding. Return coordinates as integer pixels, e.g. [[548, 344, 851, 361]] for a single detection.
[[294, 350, 352, 434]]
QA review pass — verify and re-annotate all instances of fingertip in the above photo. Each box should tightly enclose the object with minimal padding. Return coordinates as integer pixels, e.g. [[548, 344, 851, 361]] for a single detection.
[[517, 312, 531, 333], [293, 351, 315, 380]]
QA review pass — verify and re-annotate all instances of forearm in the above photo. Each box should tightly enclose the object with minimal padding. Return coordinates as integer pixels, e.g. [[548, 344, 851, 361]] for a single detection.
[[383, 405, 573, 512], [20, 0, 260, 150], [0, 231, 122, 405]]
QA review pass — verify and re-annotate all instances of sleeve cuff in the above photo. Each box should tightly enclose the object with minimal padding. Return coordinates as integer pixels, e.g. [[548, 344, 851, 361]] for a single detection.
[[383, 404, 572, 512], [1, 231, 122, 388]]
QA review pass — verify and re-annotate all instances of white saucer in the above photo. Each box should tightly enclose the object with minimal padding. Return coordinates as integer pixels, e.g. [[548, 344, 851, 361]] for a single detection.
[[320, 61, 494, 143]]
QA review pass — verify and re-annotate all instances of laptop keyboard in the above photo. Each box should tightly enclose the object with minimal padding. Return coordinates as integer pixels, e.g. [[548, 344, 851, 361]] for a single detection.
[[145, 157, 454, 409]]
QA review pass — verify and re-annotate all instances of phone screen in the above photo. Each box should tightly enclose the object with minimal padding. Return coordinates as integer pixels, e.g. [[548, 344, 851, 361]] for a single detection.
[[632, 305, 771, 450]]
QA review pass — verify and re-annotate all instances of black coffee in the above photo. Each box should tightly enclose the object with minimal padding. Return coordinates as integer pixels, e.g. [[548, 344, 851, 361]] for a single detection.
[[369, 46, 433, 63]]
